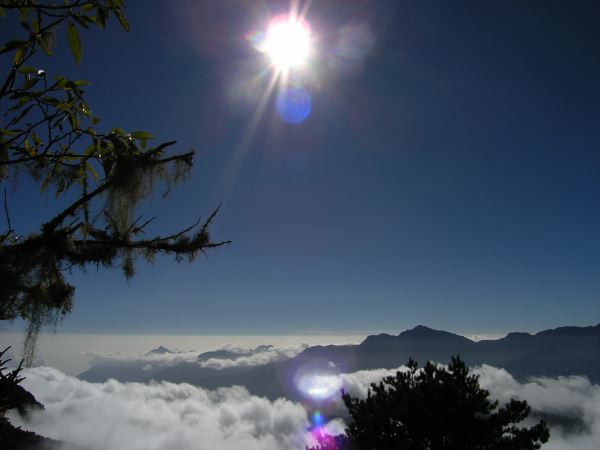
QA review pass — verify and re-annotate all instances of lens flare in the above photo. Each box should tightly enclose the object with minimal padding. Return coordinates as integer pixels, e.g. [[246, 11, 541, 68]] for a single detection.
[[260, 15, 312, 70], [276, 86, 312, 123], [312, 410, 324, 427], [309, 411, 342, 450], [298, 374, 342, 401], [246, 8, 316, 124]]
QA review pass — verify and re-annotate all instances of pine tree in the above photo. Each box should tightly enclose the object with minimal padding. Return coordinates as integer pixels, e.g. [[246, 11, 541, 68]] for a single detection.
[[311, 356, 550, 450]]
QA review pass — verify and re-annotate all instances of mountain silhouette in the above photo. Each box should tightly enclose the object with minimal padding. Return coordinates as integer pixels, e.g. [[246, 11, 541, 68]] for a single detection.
[[79, 323, 600, 400], [146, 346, 174, 355]]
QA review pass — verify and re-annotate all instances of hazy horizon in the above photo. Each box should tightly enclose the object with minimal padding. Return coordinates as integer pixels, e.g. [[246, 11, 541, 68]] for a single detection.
[[2, 319, 582, 375]]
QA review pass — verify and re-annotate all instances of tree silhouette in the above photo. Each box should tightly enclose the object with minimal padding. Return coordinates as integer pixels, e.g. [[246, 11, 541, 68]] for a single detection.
[[0, 347, 52, 448], [0, 0, 229, 362], [309, 356, 550, 450]]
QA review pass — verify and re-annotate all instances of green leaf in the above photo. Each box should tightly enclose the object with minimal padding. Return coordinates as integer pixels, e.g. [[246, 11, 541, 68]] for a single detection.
[[114, 9, 130, 32], [131, 131, 154, 140], [8, 104, 34, 126], [18, 7, 31, 23], [22, 78, 39, 90], [0, 7, 6, 18], [13, 46, 25, 65], [96, 7, 107, 28], [40, 175, 51, 192], [82, 3, 95, 12], [85, 162, 99, 183], [67, 23, 82, 64], [38, 31, 55, 56], [56, 176, 66, 196], [8, 95, 31, 111], [41, 96, 61, 107], [68, 113, 81, 131], [17, 66, 37, 74], [32, 132, 43, 146], [84, 142, 98, 156]]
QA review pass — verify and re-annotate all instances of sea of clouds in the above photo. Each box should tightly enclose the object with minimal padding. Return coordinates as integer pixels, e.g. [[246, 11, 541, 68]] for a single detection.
[[85, 343, 310, 371], [8, 364, 600, 450], [9, 367, 311, 450]]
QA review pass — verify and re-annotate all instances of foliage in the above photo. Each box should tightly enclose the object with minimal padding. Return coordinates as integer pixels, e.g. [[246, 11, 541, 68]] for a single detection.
[[1, 346, 41, 415], [310, 356, 550, 450], [0, 346, 52, 449], [0, 0, 229, 363]]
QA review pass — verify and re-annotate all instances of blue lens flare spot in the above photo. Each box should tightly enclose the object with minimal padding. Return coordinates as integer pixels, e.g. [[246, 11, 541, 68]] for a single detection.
[[276, 87, 312, 123], [312, 411, 324, 427]]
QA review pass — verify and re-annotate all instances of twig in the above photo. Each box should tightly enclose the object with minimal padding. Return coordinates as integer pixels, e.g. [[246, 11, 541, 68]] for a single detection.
[[42, 178, 114, 234], [3, 186, 12, 233], [201, 204, 222, 235]]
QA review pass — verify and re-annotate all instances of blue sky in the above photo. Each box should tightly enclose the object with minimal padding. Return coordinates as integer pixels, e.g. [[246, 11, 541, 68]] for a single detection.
[[4, 0, 600, 336]]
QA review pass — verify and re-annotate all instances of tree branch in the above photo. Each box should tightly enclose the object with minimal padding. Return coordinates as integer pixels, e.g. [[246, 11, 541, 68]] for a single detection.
[[3, 186, 12, 233], [41, 178, 113, 234]]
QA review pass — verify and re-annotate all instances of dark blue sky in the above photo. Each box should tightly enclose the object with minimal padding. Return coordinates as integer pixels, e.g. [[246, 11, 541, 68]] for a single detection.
[[5, 0, 600, 335]]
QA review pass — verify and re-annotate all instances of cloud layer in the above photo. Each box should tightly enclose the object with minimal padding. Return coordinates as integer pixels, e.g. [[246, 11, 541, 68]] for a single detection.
[[198, 345, 309, 370], [85, 344, 308, 371], [9, 364, 600, 450], [475, 365, 600, 450], [10, 367, 310, 450]]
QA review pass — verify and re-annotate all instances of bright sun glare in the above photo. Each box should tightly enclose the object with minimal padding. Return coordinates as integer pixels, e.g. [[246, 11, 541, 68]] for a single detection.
[[261, 17, 311, 70]]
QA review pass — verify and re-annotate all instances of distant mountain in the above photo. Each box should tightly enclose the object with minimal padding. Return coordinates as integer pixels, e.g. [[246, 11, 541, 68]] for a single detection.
[[79, 345, 278, 384], [146, 346, 174, 355], [79, 324, 600, 400], [356, 324, 600, 380], [358, 325, 476, 370], [197, 345, 274, 362]]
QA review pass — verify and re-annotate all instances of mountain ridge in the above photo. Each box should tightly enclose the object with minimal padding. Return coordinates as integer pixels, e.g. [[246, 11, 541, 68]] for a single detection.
[[79, 323, 600, 400]]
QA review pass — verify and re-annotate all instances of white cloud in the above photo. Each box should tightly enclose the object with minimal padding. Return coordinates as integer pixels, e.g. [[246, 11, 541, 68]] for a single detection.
[[474, 365, 600, 450], [85, 344, 309, 372], [10, 363, 600, 450], [467, 335, 492, 342], [84, 349, 201, 367], [10, 366, 310, 450], [198, 345, 308, 370], [337, 367, 405, 399]]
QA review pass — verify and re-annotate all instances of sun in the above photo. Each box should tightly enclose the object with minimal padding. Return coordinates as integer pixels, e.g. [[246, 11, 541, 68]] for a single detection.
[[261, 16, 312, 70]]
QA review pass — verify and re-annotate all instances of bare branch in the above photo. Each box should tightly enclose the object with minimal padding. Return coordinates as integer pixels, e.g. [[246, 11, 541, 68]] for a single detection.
[[147, 140, 177, 156], [42, 178, 113, 234], [3, 186, 12, 233], [201, 203, 222, 235]]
